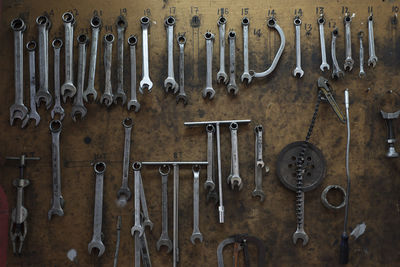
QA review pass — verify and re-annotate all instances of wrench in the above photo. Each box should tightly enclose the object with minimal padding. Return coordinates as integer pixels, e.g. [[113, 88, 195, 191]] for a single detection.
[[203, 32, 215, 99], [176, 35, 188, 105], [227, 31, 238, 95], [164, 16, 178, 93], [358, 31, 366, 78], [113, 216, 121, 267], [10, 18, 28, 127], [331, 29, 344, 79], [229, 122, 242, 190], [157, 165, 173, 253], [88, 162, 106, 256], [117, 118, 133, 203], [190, 165, 203, 244], [318, 15, 330, 71], [139, 16, 153, 93], [173, 164, 180, 267], [241, 17, 252, 84], [217, 16, 228, 84], [139, 171, 153, 230], [293, 16, 304, 78], [252, 125, 267, 202], [343, 14, 354, 71], [26, 41, 40, 126], [35, 15, 52, 109], [51, 39, 65, 121], [205, 124, 215, 191], [100, 33, 114, 107], [368, 13, 378, 68], [71, 34, 88, 121], [84, 16, 101, 102], [48, 120, 64, 220], [61, 12, 77, 102], [127, 35, 140, 112], [131, 162, 144, 237], [139, 214, 153, 267], [114, 16, 128, 105]]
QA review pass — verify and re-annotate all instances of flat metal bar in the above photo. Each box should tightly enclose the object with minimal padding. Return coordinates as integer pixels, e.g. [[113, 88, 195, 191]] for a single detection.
[[184, 119, 251, 126], [141, 161, 208, 165]]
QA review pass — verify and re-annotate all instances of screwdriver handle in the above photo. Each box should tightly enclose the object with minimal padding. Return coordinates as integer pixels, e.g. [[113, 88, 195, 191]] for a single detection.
[[339, 232, 349, 264]]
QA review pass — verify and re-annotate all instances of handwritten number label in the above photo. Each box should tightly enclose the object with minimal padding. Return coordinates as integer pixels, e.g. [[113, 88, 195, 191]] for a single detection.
[[304, 23, 312, 35], [105, 25, 113, 32], [393, 6, 399, 13], [120, 8, 127, 15], [342, 6, 349, 14], [316, 6, 324, 15], [268, 9, 276, 17], [294, 8, 303, 16], [144, 8, 151, 16], [253, 29, 261, 37], [242, 8, 249, 15], [217, 8, 228, 15], [93, 10, 103, 16], [191, 6, 199, 14]]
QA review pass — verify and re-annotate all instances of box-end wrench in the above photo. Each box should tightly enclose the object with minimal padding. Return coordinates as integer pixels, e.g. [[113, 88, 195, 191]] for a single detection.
[[217, 16, 228, 84], [203, 32, 215, 99], [176, 35, 188, 105], [131, 162, 144, 237], [368, 13, 378, 68], [71, 34, 88, 121], [83, 16, 101, 102], [164, 16, 178, 94], [26, 41, 40, 126], [61, 12, 77, 102], [157, 165, 173, 253], [51, 39, 65, 121], [88, 162, 106, 257], [190, 165, 203, 244], [241, 17, 252, 84], [48, 120, 64, 220], [139, 170, 153, 230], [117, 118, 133, 204], [114, 16, 128, 105], [343, 14, 354, 72], [227, 31, 238, 95], [358, 31, 366, 78], [10, 18, 28, 127], [229, 122, 242, 191], [139, 16, 153, 93], [252, 125, 266, 202], [205, 124, 216, 191], [127, 35, 140, 112], [100, 33, 114, 107], [318, 15, 330, 71], [331, 29, 344, 79], [293, 16, 304, 78]]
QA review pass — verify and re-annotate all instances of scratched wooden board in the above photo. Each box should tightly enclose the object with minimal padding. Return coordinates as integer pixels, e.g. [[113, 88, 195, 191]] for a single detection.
[[1, 0, 400, 266]]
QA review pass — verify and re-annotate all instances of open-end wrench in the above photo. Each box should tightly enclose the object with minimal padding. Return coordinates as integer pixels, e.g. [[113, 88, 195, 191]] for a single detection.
[[48, 120, 64, 220], [84, 16, 101, 102], [35, 15, 52, 109], [203, 32, 215, 99], [100, 33, 114, 107], [241, 17, 252, 84], [10, 18, 28, 127], [331, 29, 344, 79], [293, 189, 309, 246], [88, 162, 106, 256], [164, 16, 178, 93], [229, 122, 242, 190], [139, 171, 153, 230], [61, 12, 76, 102], [157, 165, 173, 253], [293, 16, 304, 78], [173, 164, 180, 267], [139, 16, 153, 93], [368, 13, 378, 67], [71, 34, 88, 121], [176, 35, 188, 105], [127, 35, 140, 112], [227, 31, 238, 95], [252, 125, 266, 202], [134, 231, 141, 267], [51, 39, 65, 121], [114, 16, 127, 105], [26, 41, 40, 127], [358, 31, 366, 78], [117, 118, 133, 203], [343, 14, 354, 71], [131, 162, 144, 237], [318, 15, 330, 71], [217, 16, 228, 84], [191, 165, 203, 244], [205, 124, 215, 191]]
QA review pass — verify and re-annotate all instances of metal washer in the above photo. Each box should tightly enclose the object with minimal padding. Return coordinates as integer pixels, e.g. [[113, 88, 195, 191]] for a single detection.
[[321, 185, 346, 210]]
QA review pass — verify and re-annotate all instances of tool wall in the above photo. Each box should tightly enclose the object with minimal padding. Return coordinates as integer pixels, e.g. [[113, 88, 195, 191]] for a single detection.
[[1, 0, 400, 266]]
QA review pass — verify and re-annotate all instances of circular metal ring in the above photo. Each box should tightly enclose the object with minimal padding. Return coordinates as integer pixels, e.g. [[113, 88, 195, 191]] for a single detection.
[[321, 185, 346, 210]]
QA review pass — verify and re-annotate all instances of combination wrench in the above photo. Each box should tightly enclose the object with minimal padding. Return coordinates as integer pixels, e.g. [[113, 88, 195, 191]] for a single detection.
[[100, 33, 114, 107], [331, 29, 344, 79], [114, 16, 128, 105], [203, 32, 215, 99], [88, 162, 106, 257], [71, 34, 88, 121], [293, 16, 304, 78], [190, 165, 203, 244], [164, 16, 178, 93], [131, 162, 144, 237], [173, 164, 180, 267], [241, 17, 252, 84], [368, 13, 378, 67], [139, 170, 153, 230], [176, 35, 188, 105], [343, 14, 354, 71], [205, 124, 215, 191], [157, 165, 173, 253], [228, 122, 242, 190], [61, 12, 76, 102], [318, 15, 330, 71], [117, 118, 133, 204], [139, 16, 153, 93], [227, 31, 238, 95], [358, 31, 366, 78], [84, 16, 102, 102], [127, 35, 140, 112], [217, 16, 228, 84], [26, 41, 40, 126], [48, 120, 64, 220], [252, 125, 266, 202], [51, 39, 65, 120]]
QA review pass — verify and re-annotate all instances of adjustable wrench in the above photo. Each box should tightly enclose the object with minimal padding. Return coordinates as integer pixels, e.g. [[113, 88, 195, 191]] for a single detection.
[[229, 122, 242, 190], [176, 35, 188, 105], [227, 31, 238, 95], [190, 165, 203, 244], [139, 16, 153, 93], [331, 29, 344, 79], [114, 16, 127, 105], [241, 17, 252, 84], [51, 39, 65, 121], [26, 41, 40, 126], [343, 14, 354, 71], [157, 165, 172, 253], [318, 15, 330, 71], [88, 162, 106, 257], [358, 31, 366, 78], [10, 18, 28, 127], [35, 15, 52, 109], [203, 32, 215, 99], [48, 120, 64, 220], [139, 171, 153, 230], [217, 16, 228, 84], [131, 162, 144, 237], [84, 16, 101, 102], [100, 33, 114, 107], [293, 16, 304, 78], [61, 12, 76, 102], [164, 16, 178, 93], [71, 34, 88, 121], [367, 13, 378, 67], [252, 125, 266, 202], [117, 118, 133, 203], [205, 124, 215, 191], [127, 35, 140, 112]]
